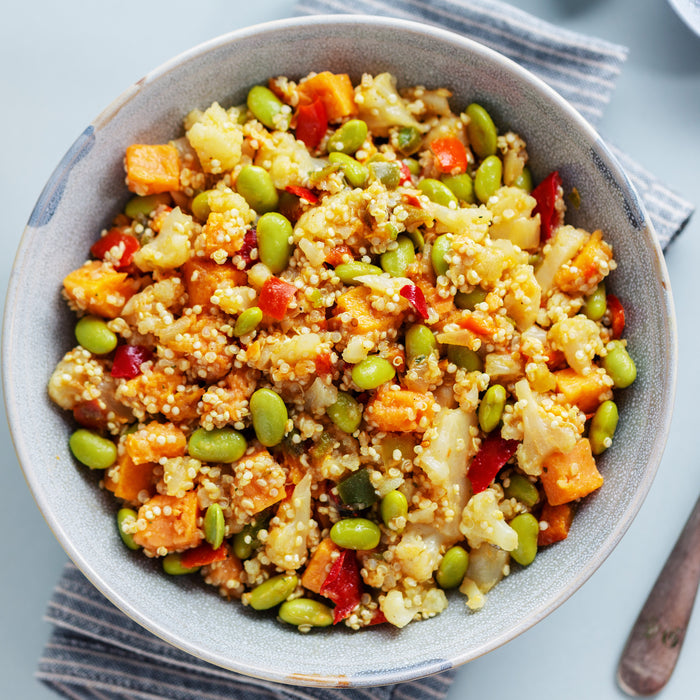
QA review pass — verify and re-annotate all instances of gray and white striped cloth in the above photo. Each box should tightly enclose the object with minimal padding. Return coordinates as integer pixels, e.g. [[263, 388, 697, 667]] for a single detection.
[[38, 2, 694, 700]]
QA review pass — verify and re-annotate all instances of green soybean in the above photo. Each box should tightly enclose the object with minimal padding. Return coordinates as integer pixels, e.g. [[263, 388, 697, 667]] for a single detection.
[[447, 345, 483, 372], [602, 341, 637, 389], [466, 103, 498, 159], [478, 384, 507, 433], [248, 574, 298, 611], [418, 178, 458, 207], [124, 193, 170, 220], [233, 306, 263, 337], [328, 152, 368, 188], [250, 388, 288, 446], [405, 323, 438, 364], [513, 166, 533, 192], [233, 512, 270, 560], [75, 316, 118, 355], [474, 155, 502, 203], [405, 228, 424, 250], [247, 85, 289, 130], [278, 598, 334, 628], [430, 234, 452, 277], [188, 427, 247, 463], [191, 190, 213, 221], [455, 288, 488, 310], [327, 391, 363, 434], [162, 553, 200, 576], [236, 165, 279, 214], [441, 173, 475, 204], [330, 518, 381, 550], [404, 158, 420, 176], [204, 503, 225, 549], [327, 119, 368, 155], [504, 473, 540, 508], [510, 513, 539, 567], [116, 508, 140, 550], [69, 429, 117, 470], [257, 212, 293, 273], [380, 235, 415, 277], [436, 546, 469, 589], [584, 282, 607, 322], [380, 490, 408, 531], [589, 400, 619, 455], [395, 125, 422, 155], [351, 356, 396, 390], [334, 261, 383, 285]]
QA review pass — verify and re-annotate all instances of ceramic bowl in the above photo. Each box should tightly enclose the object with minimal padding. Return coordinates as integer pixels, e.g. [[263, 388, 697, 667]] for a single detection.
[[3, 15, 676, 687]]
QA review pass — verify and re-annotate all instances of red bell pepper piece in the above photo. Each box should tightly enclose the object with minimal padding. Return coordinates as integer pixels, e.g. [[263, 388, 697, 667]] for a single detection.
[[285, 185, 319, 204], [468, 433, 519, 494], [398, 161, 413, 185], [180, 542, 227, 569], [400, 284, 429, 320], [532, 170, 563, 242], [258, 276, 297, 320], [295, 98, 328, 150], [369, 609, 387, 626], [110, 344, 151, 379], [430, 136, 468, 174], [320, 548, 363, 624], [91, 228, 140, 271], [606, 293, 626, 339], [237, 228, 258, 269]]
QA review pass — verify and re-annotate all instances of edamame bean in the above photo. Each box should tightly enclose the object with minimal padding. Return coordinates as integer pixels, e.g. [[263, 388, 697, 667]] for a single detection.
[[395, 125, 422, 155], [405, 323, 438, 364], [233, 306, 263, 337], [583, 282, 607, 322], [447, 345, 483, 372], [504, 473, 540, 508], [405, 228, 424, 250], [188, 427, 247, 463], [589, 400, 619, 455], [602, 341, 637, 389], [327, 391, 363, 434], [334, 261, 383, 285], [327, 119, 368, 155], [236, 165, 279, 214], [204, 503, 225, 549], [418, 178, 458, 207], [478, 384, 507, 433], [250, 388, 288, 446], [69, 429, 117, 470], [474, 155, 502, 203], [124, 193, 170, 220], [441, 173, 475, 204], [466, 103, 498, 159], [454, 288, 487, 310], [278, 598, 333, 628], [510, 513, 539, 567], [247, 85, 289, 130], [430, 234, 452, 277], [257, 212, 293, 273], [380, 236, 415, 277], [369, 160, 402, 189], [436, 546, 469, 589], [75, 316, 118, 355], [248, 574, 298, 611], [191, 190, 213, 221], [328, 152, 368, 188], [116, 508, 139, 550], [330, 518, 381, 550], [380, 490, 408, 531], [351, 356, 396, 390], [404, 158, 420, 176], [513, 166, 533, 192], [233, 513, 270, 560], [162, 553, 200, 576]]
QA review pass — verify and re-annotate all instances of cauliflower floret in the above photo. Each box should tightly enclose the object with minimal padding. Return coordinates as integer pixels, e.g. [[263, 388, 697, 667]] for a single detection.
[[548, 315, 604, 375], [255, 130, 326, 190], [488, 186, 541, 251], [421, 201, 492, 241], [355, 72, 421, 137], [535, 225, 588, 295], [447, 236, 525, 291], [394, 524, 444, 583], [185, 102, 244, 174], [380, 586, 448, 629], [459, 488, 518, 552], [503, 263, 541, 331], [133, 207, 195, 272], [162, 456, 201, 498]]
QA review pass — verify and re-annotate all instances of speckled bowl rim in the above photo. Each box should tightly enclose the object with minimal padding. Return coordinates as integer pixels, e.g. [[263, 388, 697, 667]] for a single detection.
[[3, 14, 677, 687]]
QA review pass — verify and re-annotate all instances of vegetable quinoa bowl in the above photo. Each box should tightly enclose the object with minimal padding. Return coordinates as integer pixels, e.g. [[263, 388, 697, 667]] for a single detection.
[[3, 15, 675, 687]]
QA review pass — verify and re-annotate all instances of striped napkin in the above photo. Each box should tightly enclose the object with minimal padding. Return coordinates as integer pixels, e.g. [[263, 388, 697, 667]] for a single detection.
[[37, 2, 694, 699]]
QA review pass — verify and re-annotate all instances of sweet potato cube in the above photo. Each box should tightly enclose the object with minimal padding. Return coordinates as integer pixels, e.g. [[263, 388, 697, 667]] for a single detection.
[[104, 452, 155, 503], [63, 261, 138, 318], [365, 385, 437, 433], [301, 538, 341, 594], [298, 72, 358, 122], [231, 448, 287, 517], [333, 286, 395, 335], [125, 143, 180, 196], [555, 367, 613, 414], [538, 502, 574, 546], [554, 229, 613, 294], [132, 491, 201, 552], [125, 421, 187, 465], [540, 438, 603, 506], [182, 258, 247, 310]]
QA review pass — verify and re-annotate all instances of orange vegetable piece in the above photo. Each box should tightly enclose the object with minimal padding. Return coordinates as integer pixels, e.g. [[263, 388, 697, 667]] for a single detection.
[[125, 143, 180, 196], [298, 72, 358, 122], [63, 260, 139, 318], [124, 421, 187, 465], [457, 311, 497, 337], [325, 244, 353, 267], [132, 491, 202, 552], [332, 286, 403, 335], [607, 293, 626, 339], [231, 447, 287, 517], [301, 537, 341, 594], [104, 452, 155, 504], [540, 437, 604, 506], [554, 367, 613, 414], [538, 502, 574, 546], [365, 385, 437, 433], [203, 550, 245, 598], [554, 229, 613, 294], [182, 258, 247, 310], [430, 136, 468, 174], [180, 542, 227, 568]]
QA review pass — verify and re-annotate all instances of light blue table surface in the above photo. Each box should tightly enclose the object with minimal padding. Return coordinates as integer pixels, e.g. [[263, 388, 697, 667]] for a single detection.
[[2, 1, 698, 698]]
